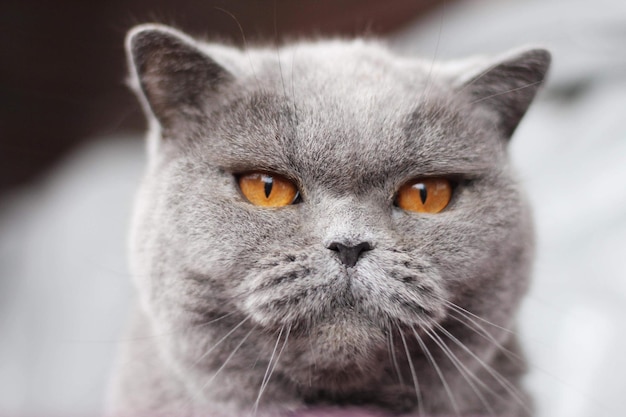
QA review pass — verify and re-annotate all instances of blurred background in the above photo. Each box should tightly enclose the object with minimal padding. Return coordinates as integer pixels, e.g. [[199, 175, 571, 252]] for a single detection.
[[0, 0, 443, 195], [1, 0, 625, 416]]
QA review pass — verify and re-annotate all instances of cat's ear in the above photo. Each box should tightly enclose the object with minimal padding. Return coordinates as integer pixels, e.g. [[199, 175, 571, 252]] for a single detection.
[[459, 48, 551, 138], [125, 24, 233, 126]]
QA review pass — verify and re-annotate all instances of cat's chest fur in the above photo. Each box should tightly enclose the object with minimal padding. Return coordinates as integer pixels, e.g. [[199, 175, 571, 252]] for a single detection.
[[108, 24, 549, 417]]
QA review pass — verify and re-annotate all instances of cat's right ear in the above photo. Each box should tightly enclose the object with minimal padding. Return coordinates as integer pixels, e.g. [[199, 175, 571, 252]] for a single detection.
[[125, 24, 233, 127], [457, 48, 551, 139]]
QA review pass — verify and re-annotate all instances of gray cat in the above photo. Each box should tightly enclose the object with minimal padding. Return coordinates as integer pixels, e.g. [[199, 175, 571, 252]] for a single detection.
[[108, 24, 550, 417]]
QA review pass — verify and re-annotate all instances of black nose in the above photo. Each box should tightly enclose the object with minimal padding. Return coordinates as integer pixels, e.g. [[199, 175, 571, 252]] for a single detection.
[[327, 241, 373, 267]]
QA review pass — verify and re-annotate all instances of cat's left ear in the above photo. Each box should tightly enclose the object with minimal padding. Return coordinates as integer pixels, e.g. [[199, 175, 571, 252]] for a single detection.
[[125, 24, 233, 127], [459, 48, 551, 139]]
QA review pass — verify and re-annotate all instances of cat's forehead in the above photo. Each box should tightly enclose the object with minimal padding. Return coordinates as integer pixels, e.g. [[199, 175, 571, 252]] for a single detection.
[[216, 39, 410, 81], [205, 97, 500, 194], [246, 40, 421, 102], [193, 41, 504, 190]]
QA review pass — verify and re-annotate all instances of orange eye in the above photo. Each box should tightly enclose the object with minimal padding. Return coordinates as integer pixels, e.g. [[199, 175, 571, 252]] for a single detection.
[[238, 172, 299, 207], [396, 178, 452, 214]]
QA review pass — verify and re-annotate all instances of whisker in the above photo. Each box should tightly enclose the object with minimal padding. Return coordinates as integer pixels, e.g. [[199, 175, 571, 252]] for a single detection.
[[397, 323, 424, 417], [183, 326, 255, 411], [469, 81, 544, 105], [101, 311, 238, 345], [192, 311, 237, 329], [442, 301, 528, 372], [387, 324, 404, 385], [447, 310, 524, 365], [252, 324, 290, 416], [412, 326, 460, 417], [272, 0, 288, 101], [190, 316, 250, 370], [261, 324, 290, 396], [213, 6, 260, 88], [254, 325, 284, 415], [202, 327, 254, 390], [289, 45, 300, 135], [418, 0, 446, 106], [420, 326, 496, 416], [454, 62, 502, 98], [433, 322, 533, 416], [426, 326, 499, 396], [441, 298, 514, 334]]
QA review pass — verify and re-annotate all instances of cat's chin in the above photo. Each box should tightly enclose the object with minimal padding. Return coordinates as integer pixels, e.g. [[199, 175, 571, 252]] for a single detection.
[[279, 317, 389, 393]]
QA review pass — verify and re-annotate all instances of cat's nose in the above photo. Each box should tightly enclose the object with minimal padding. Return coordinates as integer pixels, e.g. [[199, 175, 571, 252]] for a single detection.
[[327, 241, 372, 267]]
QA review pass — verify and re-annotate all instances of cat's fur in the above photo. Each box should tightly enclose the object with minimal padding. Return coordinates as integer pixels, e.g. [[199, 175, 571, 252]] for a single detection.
[[108, 24, 550, 417]]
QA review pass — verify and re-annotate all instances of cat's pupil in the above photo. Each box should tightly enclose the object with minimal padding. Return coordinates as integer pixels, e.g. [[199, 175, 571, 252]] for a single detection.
[[263, 176, 273, 199], [417, 183, 427, 204]]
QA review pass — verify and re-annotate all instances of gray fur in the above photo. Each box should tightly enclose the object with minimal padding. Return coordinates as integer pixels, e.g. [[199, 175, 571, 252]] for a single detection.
[[108, 24, 550, 417]]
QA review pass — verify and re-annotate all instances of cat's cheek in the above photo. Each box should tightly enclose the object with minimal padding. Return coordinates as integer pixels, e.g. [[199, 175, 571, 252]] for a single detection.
[[234, 257, 340, 329]]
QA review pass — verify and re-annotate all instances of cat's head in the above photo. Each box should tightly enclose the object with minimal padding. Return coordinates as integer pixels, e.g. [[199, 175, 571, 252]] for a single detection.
[[125, 24, 549, 390]]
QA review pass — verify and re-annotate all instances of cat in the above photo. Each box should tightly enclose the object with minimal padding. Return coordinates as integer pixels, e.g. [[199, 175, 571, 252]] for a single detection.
[[107, 23, 550, 417]]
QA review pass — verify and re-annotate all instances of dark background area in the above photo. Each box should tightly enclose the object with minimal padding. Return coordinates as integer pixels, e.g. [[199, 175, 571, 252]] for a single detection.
[[0, 0, 447, 197]]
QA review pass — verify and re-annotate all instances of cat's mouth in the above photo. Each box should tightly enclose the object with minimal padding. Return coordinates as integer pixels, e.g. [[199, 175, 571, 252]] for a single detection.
[[238, 249, 446, 330]]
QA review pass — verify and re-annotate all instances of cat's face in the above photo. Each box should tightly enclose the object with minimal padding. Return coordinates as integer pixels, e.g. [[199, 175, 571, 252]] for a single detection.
[[126, 25, 548, 394]]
